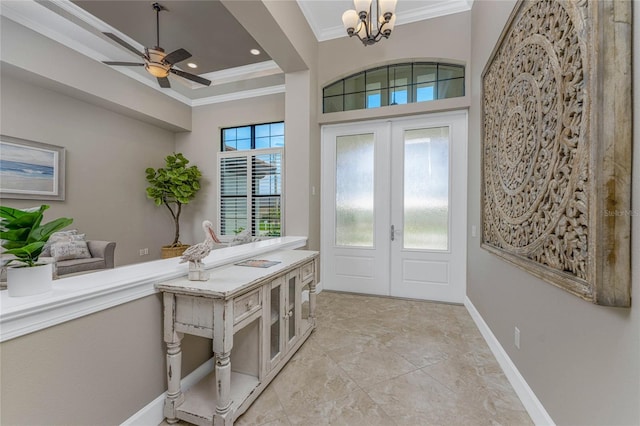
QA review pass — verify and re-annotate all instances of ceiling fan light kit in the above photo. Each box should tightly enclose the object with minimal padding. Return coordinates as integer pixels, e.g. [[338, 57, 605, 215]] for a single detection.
[[102, 2, 211, 88], [342, 0, 397, 46], [145, 47, 170, 78]]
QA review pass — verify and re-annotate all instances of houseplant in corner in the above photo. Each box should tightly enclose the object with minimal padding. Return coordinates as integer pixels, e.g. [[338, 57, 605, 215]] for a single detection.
[[0, 205, 73, 297], [145, 152, 202, 258]]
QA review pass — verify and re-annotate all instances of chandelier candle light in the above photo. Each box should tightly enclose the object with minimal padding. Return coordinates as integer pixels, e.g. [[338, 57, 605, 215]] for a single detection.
[[342, 0, 397, 46]]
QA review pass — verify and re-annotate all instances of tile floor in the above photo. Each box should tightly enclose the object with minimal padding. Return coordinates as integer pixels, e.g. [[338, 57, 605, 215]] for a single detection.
[[175, 291, 533, 426]]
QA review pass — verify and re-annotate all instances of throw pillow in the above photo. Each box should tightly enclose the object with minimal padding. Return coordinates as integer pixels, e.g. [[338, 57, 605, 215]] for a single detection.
[[50, 240, 92, 261], [228, 229, 255, 246], [42, 230, 81, 257]]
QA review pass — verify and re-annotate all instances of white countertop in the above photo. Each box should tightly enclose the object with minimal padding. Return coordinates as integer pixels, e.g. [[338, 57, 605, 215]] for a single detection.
[[157, 250, 318, 299], [0, 236, 307, 342]]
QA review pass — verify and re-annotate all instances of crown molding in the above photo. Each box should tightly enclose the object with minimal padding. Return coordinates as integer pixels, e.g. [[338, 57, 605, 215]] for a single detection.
[[317, 24, 349, 43], [191, 84, 286, 107], [395, 0, 473, 26], [295, 0, 324, 41], [1, 0, 108, 63], [1, 0, 284, 107], [200, 61, 282, 86]]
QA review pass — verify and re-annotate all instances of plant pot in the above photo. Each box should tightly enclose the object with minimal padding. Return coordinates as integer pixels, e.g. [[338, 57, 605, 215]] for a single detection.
[[7, 262, 53, 297], [161, 244, 190, 259]]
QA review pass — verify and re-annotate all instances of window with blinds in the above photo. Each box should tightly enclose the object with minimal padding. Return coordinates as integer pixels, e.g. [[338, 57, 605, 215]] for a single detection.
[[218, 123, 284, 237]]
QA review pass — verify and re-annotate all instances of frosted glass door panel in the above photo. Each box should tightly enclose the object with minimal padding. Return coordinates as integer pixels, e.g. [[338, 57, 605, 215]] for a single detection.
[[403, 126, 450, 250], [322, 121, 391, 296], [335, 134, 375, 247]]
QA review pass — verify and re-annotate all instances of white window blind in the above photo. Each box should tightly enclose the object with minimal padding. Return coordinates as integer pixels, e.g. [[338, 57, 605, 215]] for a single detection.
[[218, 148, 283, 237]]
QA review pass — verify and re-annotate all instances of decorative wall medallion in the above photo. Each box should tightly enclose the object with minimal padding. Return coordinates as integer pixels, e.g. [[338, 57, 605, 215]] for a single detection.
[[481, 0, 632, 306]]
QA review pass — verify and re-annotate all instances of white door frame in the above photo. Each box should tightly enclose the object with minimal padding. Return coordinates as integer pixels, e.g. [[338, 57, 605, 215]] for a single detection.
[[321, 110, 468, 302]]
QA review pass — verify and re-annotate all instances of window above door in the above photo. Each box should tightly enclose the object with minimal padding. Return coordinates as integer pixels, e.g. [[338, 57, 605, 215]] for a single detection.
[[323, 62, 465, 113]]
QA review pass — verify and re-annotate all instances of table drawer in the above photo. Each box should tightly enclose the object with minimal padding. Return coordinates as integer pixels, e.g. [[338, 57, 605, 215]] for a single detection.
[[234, 289, 262, 324], [301, 260, 315, 282]]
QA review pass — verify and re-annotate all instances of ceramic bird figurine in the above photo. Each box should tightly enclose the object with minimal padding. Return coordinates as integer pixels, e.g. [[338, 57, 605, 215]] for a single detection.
[[180, 220, 222, 280]]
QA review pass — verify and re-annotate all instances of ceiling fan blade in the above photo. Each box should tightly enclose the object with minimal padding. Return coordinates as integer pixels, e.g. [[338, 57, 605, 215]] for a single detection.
[[163, 48, 192, 65], [170, 69, 211, 86], [103, 32, 146, 59], [103, 61, 145, 66], [157, 77, 171, 88]]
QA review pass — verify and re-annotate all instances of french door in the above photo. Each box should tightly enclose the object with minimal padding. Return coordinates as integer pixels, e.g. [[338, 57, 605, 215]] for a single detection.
[[321, 111, 467, 303]]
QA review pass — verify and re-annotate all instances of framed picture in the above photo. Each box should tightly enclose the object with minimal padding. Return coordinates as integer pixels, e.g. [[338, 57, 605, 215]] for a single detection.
[[0, 135, 66, 201]]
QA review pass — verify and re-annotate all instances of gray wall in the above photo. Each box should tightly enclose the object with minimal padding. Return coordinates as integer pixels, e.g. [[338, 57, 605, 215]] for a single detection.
[[315, 11, 471, 130], [0, 294, 211, 425], [468, 2, 640, 425], [175, 93, 286, 244], [0, 20, 214, 425], [2, 1, 637, 424], [1, 16, 192, 132], [318, 11, 470, 92], [0, 74, 178, 266]]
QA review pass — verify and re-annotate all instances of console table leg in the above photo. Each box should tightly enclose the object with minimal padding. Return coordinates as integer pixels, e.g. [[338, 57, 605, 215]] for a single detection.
[[164, 334, 184, 423], [214, 351, 232, 425], [309, 280, 317, 326]]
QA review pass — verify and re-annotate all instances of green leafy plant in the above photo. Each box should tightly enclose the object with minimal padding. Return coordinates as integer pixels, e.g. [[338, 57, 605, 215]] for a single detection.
[[145, 153, 202, 247], [0, 205, 73, 267]]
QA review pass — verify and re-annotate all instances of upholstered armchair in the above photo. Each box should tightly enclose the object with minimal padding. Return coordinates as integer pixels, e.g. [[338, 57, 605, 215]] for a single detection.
[[52, 240, 116, 277]]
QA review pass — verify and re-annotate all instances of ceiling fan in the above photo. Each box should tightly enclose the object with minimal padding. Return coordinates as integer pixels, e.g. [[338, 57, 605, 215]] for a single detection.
[[102, 2, 211, 89]]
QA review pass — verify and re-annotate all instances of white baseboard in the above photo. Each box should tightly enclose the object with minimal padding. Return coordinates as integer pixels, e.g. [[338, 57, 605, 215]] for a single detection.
[[123, 292, 548, 426], [121, 358, 215, 426], [464, 297, 555, 426]]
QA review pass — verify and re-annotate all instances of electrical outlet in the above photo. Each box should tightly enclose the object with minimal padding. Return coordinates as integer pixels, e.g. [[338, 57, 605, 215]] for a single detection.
[[514, 327, 521, 349], [139, 248, 149, 256]]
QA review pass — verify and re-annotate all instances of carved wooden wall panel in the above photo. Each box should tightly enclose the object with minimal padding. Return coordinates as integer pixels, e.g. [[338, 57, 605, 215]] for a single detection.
[[481, 0, 632, 306]]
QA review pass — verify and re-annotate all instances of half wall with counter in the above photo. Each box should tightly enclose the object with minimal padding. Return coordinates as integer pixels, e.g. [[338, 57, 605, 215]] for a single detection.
[[0, 237, 308, 425]]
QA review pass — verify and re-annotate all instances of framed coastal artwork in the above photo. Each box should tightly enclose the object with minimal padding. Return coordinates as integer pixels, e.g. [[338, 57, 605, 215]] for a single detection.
[[0, 135, 66, 201]]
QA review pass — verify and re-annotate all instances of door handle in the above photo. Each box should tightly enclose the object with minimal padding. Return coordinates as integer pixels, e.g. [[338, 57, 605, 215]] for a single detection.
[[391, 225, 402, 241]]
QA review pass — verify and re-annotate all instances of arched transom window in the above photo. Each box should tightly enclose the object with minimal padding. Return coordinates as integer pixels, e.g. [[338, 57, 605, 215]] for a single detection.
[[323, 62, 465, 113]]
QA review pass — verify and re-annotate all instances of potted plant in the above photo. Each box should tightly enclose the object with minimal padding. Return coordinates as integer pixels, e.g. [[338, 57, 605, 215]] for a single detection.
[[145, 153, 202, 258], [0, 205, 73, 297]]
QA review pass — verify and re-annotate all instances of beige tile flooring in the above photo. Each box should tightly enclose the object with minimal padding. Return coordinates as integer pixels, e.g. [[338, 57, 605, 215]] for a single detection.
[[175, 291, 533, 426]]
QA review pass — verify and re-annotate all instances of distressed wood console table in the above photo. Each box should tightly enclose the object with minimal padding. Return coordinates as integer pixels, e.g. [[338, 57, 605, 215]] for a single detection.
[[156, 249, 318, 426]]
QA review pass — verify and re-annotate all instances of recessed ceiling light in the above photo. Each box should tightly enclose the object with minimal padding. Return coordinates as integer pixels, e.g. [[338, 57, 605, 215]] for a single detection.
[[187, 63, 198, 69], [250, 49, 261, 56]]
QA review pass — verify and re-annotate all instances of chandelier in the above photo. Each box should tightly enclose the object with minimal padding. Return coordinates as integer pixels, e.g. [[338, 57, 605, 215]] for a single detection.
[[342, 0, 398, 46]]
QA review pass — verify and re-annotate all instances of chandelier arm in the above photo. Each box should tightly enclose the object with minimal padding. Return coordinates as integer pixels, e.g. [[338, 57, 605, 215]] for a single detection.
[[367, 2, 374, 39], [378, 20, 389, 38]]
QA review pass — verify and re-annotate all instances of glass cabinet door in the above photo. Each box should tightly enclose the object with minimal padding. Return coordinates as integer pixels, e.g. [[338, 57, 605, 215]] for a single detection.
[[285, 271, 297, 348], [269, 277, 284, 367], [299, 279, 313, 335]]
